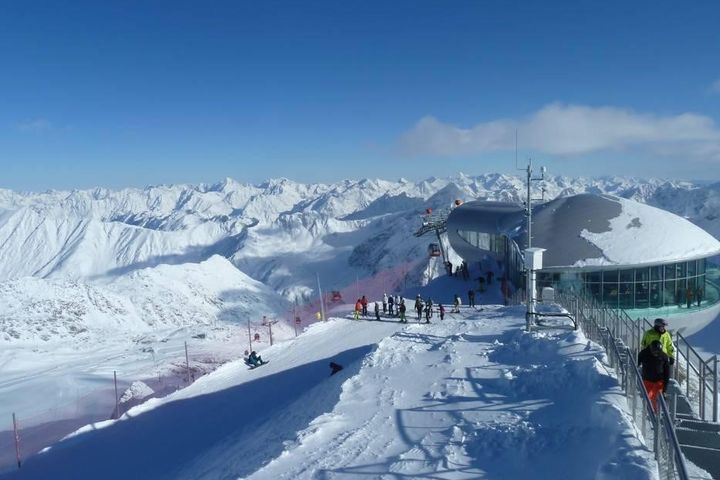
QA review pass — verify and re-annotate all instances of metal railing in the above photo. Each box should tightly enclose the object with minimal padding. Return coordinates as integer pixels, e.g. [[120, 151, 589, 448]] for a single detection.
[[552, 286, 719, 423], [672, 330, 719, 423], [557, 291, 690, 480]]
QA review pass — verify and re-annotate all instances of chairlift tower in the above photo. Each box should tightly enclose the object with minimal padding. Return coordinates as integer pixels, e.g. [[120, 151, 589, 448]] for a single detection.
[[414, 207, 450, 264]]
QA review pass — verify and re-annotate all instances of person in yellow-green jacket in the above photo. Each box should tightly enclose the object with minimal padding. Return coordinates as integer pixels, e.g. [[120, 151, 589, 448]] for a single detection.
[[641, 318, 675, 365]]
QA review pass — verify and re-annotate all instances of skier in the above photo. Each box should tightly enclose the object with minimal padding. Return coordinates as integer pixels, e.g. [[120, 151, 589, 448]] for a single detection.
[[246, 351, 265, 368], [452, 294, 461, 313], [685, 288, 694, 309], [354, 299, 362, 320], [361, 295, 369, 316], [641, 318, 675, 365], [399, 301, 407, 323], [374, 301, 381, 321], [394, 295, 401, 316], [388, 295, 395, 316], [439, 303, 445, 321], [638, 340, 670, 412], [415, 295, 424, 321], [424, 302, 432, 323], [382, 293, 388, 314], [467, 289, 475, 307]]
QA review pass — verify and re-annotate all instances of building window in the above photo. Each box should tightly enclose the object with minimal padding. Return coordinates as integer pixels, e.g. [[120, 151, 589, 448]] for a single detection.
[[619, 281, 633, 309], [665, 264, 675, 280], [603, 270, 618, 283], [663, 279, 677, 306], [603, 283, 619, 308]]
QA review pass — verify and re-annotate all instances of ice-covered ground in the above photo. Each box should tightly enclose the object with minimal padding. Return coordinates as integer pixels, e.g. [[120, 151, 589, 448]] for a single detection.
[[3, 306, 660, 480]]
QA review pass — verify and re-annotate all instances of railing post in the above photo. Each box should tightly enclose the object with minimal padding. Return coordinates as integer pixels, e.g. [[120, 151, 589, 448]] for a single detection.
[[640, 388, 646, 436], [654, 409, 661, 462], [700, 361, 706, 421], [686, 342, 690, 397], [714, 355, 718, 423]]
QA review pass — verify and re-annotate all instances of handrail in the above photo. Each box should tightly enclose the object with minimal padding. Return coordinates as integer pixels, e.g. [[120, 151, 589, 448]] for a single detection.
[[628, 356, 690, 480], [555, 290, 690, 480], [564, 286, 718, 423]]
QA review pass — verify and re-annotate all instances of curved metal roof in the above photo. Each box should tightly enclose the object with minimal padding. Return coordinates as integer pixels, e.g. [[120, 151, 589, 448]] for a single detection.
[[447, 193, 720, 270]]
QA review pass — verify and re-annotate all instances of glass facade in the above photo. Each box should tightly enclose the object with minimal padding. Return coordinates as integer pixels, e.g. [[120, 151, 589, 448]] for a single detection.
[[455, 230, 524, 287], [539, 259, 710, 310], [456, 230, 506, 255]]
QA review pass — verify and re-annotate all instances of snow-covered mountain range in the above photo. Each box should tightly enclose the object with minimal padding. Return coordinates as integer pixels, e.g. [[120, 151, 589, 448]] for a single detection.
[[1, 173, 718, 346]]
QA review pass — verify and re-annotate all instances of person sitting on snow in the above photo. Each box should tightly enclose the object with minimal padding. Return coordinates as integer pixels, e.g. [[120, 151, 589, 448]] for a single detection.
[[329, 362, 344, 375], [246, 350, 265, 367]]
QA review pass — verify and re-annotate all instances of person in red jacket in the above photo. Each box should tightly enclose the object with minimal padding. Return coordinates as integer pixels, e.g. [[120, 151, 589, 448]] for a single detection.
[[354, 299, 362, 320], [360, 295, 368, 316]]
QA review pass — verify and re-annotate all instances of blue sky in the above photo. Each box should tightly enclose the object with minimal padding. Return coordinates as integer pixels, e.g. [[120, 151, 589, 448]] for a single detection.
[[1, 0, 719, 190]]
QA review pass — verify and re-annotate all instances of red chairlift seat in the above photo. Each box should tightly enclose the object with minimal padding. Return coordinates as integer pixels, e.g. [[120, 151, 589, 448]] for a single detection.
[[428, 243, 441, 257]]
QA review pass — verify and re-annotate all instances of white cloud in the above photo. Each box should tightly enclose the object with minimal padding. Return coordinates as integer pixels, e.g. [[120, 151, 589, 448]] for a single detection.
[[399, 103, 720, 161], [710, 78, 720, 94], [16, 118, 52, 133]]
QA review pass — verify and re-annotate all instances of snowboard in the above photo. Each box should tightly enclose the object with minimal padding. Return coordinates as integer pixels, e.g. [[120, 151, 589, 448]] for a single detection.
[[247, 360, 269, 370]]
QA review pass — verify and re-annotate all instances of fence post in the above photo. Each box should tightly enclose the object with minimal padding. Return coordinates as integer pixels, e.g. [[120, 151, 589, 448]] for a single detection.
[[12, 413, 21, 469], [185, 341, 190, 384], [114, 370, 119, 419]]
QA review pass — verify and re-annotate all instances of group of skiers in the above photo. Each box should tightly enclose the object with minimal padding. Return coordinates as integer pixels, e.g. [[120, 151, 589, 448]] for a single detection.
[[351, 293, 455, 324]]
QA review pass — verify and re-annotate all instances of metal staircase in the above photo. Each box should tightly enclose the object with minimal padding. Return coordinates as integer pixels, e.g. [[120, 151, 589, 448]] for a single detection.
[[557, 291, 720, 479]]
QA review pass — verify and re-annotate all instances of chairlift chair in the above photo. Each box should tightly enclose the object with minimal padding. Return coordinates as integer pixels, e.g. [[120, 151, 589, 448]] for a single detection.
[[428, 243, 441, 257]]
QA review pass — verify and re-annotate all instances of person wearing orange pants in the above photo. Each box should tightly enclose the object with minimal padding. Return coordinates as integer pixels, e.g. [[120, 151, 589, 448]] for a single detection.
[[638, 340, 670, 412], [642, 380, 665, 412]]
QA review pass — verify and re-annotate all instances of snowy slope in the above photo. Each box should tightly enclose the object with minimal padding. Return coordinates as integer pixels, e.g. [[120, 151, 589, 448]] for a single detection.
[[0, 173, 718, 476], [3, 308, 660, 480], [0, 255, 289, 425], [0, 255, 287, 346]]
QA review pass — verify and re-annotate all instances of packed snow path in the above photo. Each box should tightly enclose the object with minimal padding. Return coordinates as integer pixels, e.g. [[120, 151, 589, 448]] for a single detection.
[[5, 306, 657, 479]]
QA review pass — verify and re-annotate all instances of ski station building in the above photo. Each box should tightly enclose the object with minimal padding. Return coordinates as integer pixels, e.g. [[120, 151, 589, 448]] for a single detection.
[[446, 193, 720, 334]]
